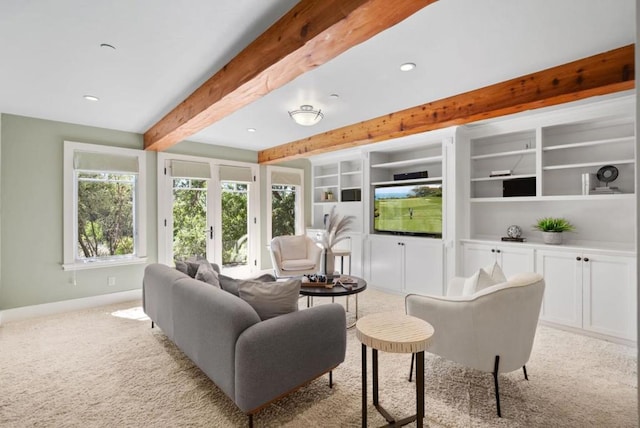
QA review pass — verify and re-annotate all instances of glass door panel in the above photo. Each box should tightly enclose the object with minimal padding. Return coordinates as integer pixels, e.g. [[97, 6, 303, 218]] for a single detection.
[[220, 181, 250, 276], [172, 178, 211, 261]]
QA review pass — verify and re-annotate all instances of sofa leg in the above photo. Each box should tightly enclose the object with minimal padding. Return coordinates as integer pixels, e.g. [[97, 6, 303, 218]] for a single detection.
[[522, 365, 528, 381], [248, 414, 253, 428], [408, 353, 415, 382], [329, 370, 333, 388], [151, 321, 154, 329], [493, 355, 501, 418]]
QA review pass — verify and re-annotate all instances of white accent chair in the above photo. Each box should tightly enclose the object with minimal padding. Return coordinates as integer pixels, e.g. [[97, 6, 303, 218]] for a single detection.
[[269, 235, 323, 278], [405, 272, 545, 417]]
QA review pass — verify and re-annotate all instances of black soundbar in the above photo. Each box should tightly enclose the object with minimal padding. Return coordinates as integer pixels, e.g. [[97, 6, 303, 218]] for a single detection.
[[393, 170, 428, 181]]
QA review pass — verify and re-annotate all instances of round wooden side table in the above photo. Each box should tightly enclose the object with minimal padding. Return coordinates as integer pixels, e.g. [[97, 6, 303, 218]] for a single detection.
[[356, 312, 434, 428]]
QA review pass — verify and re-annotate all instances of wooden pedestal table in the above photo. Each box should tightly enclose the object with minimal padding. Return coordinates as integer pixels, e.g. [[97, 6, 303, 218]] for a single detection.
[[356, 313, 434, 427]]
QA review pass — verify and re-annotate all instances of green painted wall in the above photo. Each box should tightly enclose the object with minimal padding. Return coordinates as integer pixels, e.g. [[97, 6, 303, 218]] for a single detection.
[[0, 114, 307, 310]]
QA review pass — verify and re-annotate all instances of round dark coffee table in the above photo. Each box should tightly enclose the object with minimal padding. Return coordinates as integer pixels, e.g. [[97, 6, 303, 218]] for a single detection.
[[299, 276, 367, 328]]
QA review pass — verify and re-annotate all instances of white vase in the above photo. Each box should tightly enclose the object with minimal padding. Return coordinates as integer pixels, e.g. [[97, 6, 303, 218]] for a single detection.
[[542, 231, 563, 245], [322, 249, 335, 275]]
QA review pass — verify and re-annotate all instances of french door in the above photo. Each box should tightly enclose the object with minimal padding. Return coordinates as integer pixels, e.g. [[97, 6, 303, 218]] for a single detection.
[[158, 154, 259, 276]]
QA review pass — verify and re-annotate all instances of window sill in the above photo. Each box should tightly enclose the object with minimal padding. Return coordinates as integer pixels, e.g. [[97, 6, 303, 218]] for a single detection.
[[62, 257, 148, 271]]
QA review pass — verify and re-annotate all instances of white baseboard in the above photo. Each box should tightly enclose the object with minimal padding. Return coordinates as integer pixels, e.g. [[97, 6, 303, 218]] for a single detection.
[[0, 289, 142, 325]]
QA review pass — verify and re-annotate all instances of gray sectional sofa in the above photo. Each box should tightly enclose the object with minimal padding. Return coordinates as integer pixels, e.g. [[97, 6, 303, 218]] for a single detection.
[[142, 263, 347, 426]]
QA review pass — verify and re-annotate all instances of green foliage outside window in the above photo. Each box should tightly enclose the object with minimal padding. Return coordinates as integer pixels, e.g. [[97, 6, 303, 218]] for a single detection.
[[77, 173, 134, 259], [172, 179, 207, 261], [272, 186, 296, 237], [221, 184, 248, 265]]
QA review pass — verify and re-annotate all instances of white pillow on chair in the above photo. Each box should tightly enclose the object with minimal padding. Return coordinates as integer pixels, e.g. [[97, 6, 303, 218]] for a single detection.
[[462, 268, 498, 296], [483, 261, 507, 283]]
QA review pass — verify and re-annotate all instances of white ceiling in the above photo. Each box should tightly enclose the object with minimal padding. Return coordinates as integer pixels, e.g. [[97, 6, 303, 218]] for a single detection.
[[0, 0, 635, 152]]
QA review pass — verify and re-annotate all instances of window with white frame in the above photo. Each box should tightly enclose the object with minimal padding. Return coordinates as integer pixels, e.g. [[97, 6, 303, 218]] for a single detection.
[[266, 166, 304, 241], [63, 142, 147, 269]]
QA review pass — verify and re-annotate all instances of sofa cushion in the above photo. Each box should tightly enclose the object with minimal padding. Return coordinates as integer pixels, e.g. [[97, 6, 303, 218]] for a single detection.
[[219, 273, 277, 296], [281, 258, 316, 271], [462, 268, 498, 296], [237, 279, 301, 320], [182, 257, 221, 278], [195, 262, 221, 288], [174, 260, 189, 275], [279, 235, 307, 260]]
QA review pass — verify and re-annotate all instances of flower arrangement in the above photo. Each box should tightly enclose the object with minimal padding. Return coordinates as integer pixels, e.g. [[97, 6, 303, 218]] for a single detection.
[[317, 206, 355, 250]]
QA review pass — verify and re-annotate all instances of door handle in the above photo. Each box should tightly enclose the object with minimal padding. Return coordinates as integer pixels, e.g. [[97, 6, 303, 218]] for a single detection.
[[206, 226, 213, 239]]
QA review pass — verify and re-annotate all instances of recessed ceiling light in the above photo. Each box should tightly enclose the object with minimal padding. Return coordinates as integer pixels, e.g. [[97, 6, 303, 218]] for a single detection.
[[329, 93, 340, 99], [83, 95, 99, 101], [400, 62, 416, 71], [247, 128, 256, 133], [100, 43, 116, 50]]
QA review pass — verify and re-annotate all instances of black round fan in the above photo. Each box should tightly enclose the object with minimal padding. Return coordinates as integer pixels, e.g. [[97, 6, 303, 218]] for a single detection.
[[596, 165, 618, 184]]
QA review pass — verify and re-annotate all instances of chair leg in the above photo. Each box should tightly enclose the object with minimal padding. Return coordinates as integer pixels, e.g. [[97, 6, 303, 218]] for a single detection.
[[493, 355, 502, 418], [408, 353, 415, 382], [522, 365, 529, 381], [329, 370, 333, 388]]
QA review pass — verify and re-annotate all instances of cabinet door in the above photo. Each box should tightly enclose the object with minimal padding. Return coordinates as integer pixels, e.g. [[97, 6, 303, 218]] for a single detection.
[[368, 237, 402, 292], [462, 243, 497, 277], [582, 253, 637, 340], [404, 240, 444, 296], [536, 250, 582, 328], [497, 246, 534, 278]]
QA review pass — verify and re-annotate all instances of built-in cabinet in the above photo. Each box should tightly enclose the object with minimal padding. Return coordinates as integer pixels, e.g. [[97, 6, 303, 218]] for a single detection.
[[312, 159, 363, 204], [461, 242, 534, 278], [536, 248, 636, 341], [469, 102, 635, 201], [461, 239, 636, 342], [308, 94, 636, 343], [367, 234, 443, 296]]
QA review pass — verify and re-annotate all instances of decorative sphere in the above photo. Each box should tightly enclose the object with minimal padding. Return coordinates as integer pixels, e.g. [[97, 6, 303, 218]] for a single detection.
[[507, 225, 522, 238]]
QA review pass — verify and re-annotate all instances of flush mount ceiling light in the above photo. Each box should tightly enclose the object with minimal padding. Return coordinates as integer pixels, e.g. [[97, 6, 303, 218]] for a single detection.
[[247, 128, 256, 133], [400, 62, 416, 71], [83, 95, 99, 101], [288, 104, 324, 126]]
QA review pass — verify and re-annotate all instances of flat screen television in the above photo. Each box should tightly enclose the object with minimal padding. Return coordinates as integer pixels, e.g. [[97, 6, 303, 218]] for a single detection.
[[373, 183, 442, 238]]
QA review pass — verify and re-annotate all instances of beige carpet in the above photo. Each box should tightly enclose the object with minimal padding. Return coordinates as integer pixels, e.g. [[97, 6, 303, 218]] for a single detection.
[[0, 289, 637, 427]]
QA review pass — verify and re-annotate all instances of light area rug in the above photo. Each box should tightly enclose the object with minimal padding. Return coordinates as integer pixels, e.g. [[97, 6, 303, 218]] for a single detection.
[[0, 289, 636, 427]]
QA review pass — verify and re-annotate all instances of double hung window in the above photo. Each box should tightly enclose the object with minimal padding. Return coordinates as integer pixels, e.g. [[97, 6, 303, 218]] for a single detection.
[[63, 142, 147, 269]]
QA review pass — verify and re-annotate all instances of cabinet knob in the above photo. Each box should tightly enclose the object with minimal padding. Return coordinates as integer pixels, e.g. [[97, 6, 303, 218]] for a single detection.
[[496, 249, 501, 253], [491, 249, 496, 253], [576, 257, 582, 261], [583, 257, 589, 262]]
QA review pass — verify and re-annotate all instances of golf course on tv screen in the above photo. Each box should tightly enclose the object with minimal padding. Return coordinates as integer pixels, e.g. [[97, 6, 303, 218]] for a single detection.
[[373, 184, 442, 236]]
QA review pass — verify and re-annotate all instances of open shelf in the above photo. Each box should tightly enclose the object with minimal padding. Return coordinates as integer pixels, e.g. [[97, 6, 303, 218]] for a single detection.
[[371, 177, 442, 186], [543, 159, 634, 171], [371, 155, 442, 169], [471, 173, 536, 182], [471, 148, 535, 160], [542, 136, 634, 152]]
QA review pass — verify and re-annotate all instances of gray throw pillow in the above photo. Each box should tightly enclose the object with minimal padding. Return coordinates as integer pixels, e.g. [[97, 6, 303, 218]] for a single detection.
[[252, 273, 276, 282], [237, 279, 301, 321], [195, 262, 221, 288], [219, 274, 240, 296], [174, 260, 188, 275]]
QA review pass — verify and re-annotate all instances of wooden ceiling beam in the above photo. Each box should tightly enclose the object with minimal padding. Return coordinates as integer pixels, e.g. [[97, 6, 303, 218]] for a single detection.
[[144, 0, 438, 152], [258, 44, 635, 164]]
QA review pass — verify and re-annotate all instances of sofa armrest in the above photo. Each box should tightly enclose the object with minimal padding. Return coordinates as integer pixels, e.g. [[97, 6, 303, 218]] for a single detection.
[[234, 303, 346, 413]]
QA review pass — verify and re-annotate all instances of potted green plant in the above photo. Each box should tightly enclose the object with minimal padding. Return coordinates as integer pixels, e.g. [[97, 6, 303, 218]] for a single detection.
[[533, 217, 575, 245]]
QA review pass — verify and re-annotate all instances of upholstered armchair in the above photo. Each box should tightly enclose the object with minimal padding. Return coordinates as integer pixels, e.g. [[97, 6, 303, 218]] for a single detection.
[[405, 272, 545, 417], [269, 234, 323, 278]]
